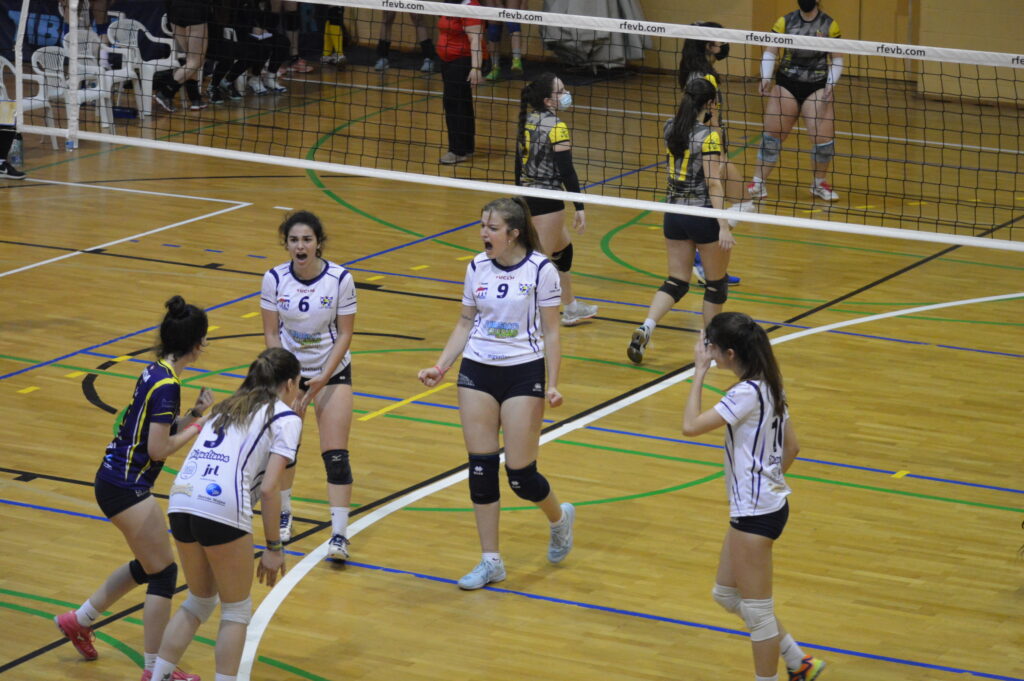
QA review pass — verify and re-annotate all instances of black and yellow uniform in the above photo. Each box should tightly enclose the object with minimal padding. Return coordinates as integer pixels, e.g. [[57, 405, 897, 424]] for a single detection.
[[772, 9, 840, 104], [663, 119, 723, 243], [517, 110, 582, 216]]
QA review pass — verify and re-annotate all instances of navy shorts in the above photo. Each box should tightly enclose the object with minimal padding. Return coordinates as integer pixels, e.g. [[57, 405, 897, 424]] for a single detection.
[[457, 357, 546, 403], [776, 74, 826, 108], [94, 473, 151, 519], [300, 362, 352, 391], [169, 512, 248, 546], [663, 211, 720, 244], [730, 500, 789, 540], [525, 195, 565, 218]]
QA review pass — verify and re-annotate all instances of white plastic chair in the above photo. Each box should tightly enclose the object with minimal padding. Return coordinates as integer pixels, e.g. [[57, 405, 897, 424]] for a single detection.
[[61, 29, 144, 124], [0, 56, 58, 149], [31, 45, 114, 128], [108, 18, 181, 117]]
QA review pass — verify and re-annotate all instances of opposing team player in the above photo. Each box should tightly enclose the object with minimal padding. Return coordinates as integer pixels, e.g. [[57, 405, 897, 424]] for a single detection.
[[261, 211, 357, 560], [748, 0, 844, 202], [683, 312, 825, 681], [54, 295, 213, 681], [148, 347, 303, 681], [418, 197, 575, 590]]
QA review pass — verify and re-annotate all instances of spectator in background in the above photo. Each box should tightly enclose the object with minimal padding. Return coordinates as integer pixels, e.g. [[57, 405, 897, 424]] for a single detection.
[[374, 10, 435, 73], [436, 0, 485, 165], [0, 128, 26, 180], [153, 0, 212, 111], [479, 0, 523, 81]]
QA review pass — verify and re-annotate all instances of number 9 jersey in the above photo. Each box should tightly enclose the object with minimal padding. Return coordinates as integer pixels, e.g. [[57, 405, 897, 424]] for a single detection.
[[261, 261, 357, 378]]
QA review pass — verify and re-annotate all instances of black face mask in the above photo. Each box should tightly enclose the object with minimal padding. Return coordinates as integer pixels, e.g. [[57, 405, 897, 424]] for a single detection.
[[703, 110, 713, 124], [798, 0, 817, 12], [717, 43, 730, 60]]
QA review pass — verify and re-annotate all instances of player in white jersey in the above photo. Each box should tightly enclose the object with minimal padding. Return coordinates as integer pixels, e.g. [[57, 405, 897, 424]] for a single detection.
[[418, 197, 575, 590], [261, 211, 357, 560], [683, 312, 825, 681], [150, 348, 302, 681]]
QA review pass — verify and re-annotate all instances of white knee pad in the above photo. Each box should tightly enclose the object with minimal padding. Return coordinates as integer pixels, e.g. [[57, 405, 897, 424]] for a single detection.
[[740, 598, 779, 642], [711, 584, 742, 614], [180, 592, 219, 623], [811, 140, 835, 164], [220, 597, 252, 625]]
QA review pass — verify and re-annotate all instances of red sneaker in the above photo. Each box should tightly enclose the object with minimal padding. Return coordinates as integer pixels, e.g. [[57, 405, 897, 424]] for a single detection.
[[54, 611, 98, 660]]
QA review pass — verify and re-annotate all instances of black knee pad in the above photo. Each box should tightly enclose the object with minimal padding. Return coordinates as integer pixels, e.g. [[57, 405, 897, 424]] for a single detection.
[[468, 453, 500, 504], [284, 11, 299, 31], [145, 562, 177, 599], [551, 243, 573, 272], [506, 461, 551, 503], [322, 449, 353, 485], [658, 275, 690, 303], [703, 276, 729, 304], [128, 559, 148, 585]]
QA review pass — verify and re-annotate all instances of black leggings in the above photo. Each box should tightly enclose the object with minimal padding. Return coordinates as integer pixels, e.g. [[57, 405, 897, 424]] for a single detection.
[[440, 56, 475, 156], [0, 129, 15, 160]]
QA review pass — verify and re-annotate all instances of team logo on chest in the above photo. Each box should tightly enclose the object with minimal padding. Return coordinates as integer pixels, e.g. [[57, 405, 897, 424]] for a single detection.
[[278, 297, 290, 311], [475, 284, 488, 299], [320, 296, 334, 308], [518, 283, 534, 296]]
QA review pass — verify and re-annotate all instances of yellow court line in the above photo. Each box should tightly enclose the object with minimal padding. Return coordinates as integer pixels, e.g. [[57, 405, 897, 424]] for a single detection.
[[366, 275, 384, 281], [242, 312, 260, 318], [457, 255, 475, 261], [65, 371, 85, 378], [17, 386, 39, 394], [892, 470, 910, 478], [411, 265, 429, 270], [358, 382, 453, 422], [113, 355, 132, 362], [208, 325, 220, 332]]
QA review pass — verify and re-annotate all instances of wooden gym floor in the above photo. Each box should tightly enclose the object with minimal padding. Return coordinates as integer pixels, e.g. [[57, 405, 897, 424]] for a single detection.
[[0, 61, 1022, 681]]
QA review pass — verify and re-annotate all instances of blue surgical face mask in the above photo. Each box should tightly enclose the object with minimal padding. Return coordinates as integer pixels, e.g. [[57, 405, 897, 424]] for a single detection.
[[558, 91, 573, 109]]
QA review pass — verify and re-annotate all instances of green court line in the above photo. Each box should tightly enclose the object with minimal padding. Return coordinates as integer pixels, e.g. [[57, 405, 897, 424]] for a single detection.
[[0, 590, 332, 680], [787, 474, 1024, 513]]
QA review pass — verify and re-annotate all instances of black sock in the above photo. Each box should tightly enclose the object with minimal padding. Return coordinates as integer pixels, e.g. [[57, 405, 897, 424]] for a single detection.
[[376, 40, 390, 58], [184, 80, 201, 102], [419, 39, 434, 59]]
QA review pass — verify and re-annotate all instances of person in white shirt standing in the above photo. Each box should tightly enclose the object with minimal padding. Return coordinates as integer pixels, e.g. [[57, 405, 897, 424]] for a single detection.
[[150, 347, 303, 681], [683, 311, 825, 681], [418, 197, 575, 590], [261, 211, 358, 560]]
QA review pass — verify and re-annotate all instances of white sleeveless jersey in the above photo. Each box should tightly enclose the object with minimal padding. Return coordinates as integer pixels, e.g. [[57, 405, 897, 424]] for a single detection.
[[168, 401, 301, 533], [461, 251, 561, 366], [713, 380, 792, 518], [261, 260, 357, 378]]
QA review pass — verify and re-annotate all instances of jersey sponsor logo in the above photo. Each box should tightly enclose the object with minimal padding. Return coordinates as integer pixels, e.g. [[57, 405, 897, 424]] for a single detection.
[[320, 296, 334, 308], [278, 297, 291, 311], [179, 461, 197, 480], [486, 353, 510, 361], [475, 284, 489, 299], [518, 283, 534, 296], [484, 320, 519, 338], [202, 464, 220, 478], [457, 372, 475, 387], [205, 483, 222, 497], [296, 287, 315, 293], [495, 273, 515, 280], [169, 482, 193, 497], [287, 328, 322, 347], [191, 449, 230, 463]]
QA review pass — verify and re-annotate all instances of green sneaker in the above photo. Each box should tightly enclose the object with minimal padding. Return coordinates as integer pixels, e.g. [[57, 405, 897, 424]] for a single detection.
[[485, 64, 501, 81], [789, 656, 826, 681], [511, 56, 524, 73]]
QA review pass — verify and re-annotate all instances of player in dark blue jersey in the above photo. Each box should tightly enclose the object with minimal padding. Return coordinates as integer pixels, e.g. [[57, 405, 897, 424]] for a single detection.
[[55, 296, 213, 681]]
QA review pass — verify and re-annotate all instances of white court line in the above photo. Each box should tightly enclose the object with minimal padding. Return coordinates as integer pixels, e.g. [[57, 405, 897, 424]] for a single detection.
[[238, 289, 1024, 681], [0, 203, 251, 278], [298, 78, 1024, 156], [22, 178, 250, 204]]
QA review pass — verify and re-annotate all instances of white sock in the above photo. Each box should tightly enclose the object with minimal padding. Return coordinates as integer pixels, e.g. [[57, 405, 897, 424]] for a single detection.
[[280, 489, 292, 515], [215, 674, 236, 681], [330, 506, 350, 537], [565, 299, 577, 310], [752, 175, 763, 185], [779, 633, 805, 670], [643, 318, 657, 333], [76, 599, 101, 627], [814, 177, 826, 186], [151, 657, 176, 680], [482, 552, 501, 564], [144, 652, 157, 670], [512, 49, 521, 59]]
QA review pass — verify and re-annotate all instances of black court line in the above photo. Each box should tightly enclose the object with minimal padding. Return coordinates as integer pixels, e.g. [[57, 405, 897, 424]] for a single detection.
[[3, 213, 1020, 675]]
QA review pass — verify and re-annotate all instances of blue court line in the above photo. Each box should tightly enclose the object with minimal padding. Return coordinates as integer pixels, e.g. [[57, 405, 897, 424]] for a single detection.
[[339, 560, 1024, 681], [0, 291, 260, 381], [0, 499, 305, 556], [6, 493, 1016, 680], [936, 344, 1024, 358]]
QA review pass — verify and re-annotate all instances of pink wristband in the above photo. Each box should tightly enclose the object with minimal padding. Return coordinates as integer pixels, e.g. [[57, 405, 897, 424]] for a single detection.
[[434, 365, 447, 376]]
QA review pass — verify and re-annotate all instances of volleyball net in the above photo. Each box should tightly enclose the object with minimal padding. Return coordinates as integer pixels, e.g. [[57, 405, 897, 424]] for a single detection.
[[9, 0, 1024, 249]]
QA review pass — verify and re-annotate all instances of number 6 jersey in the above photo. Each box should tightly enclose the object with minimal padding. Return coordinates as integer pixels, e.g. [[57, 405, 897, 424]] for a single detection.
[[261, 261, 357, 378]]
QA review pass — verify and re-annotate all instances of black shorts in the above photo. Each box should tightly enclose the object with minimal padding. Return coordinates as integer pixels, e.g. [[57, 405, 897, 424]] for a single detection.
[[525, 195, 565, 218], [94, 473, 151, 518], [169, 512, 248, 546], [457, 357, 546, 404], [776, 74, 825, 108], [166, 0, 212, 27], [730, 500, 789, 540], [299, 362, 352, 392], [663, 211, 720, 244]]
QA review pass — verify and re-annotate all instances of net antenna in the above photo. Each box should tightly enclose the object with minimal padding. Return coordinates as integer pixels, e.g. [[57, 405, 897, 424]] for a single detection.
[[12, 0, 1024, 251]]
